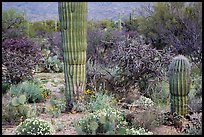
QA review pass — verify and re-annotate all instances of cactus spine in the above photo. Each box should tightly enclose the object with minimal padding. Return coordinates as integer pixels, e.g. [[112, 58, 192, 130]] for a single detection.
[[169, 55, 191, 116], [58, 2, 87, 111]]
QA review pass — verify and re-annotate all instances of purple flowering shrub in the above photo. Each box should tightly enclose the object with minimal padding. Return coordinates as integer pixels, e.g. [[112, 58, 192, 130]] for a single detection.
[[2, 38, 42, 84]]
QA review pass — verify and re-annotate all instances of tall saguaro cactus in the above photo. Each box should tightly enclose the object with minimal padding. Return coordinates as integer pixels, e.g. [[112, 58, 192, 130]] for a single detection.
[[169, 55, 191, 116], [58, 2, 87, 111]]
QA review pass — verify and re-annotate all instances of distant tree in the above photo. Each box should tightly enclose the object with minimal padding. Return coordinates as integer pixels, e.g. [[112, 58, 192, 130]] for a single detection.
[[2, 9, 28, 40], [97, 19, 113, 29], [124, 13, 141, 32], [137, 2, 202, 68], [30, 20, 59, 38]]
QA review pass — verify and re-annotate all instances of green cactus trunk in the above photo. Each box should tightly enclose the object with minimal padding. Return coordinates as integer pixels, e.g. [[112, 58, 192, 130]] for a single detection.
[[58, 2, 87, 111], [118, 13, 122, 31], [27, 22, 30, 38], [55, 20, 57, 32], [169, 55, 191, 116], [129, 13, 132, 23]]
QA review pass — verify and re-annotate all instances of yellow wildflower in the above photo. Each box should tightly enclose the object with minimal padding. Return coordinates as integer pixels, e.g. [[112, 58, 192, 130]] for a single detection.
[[48, 105, 53, 111], [86, 89, 90, 93]]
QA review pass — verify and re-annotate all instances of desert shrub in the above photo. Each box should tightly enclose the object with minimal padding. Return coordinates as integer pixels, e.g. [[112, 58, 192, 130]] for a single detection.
[[86, 26, 174, 99], [52, 121, 65, 132], [149, 79, 170, 106], [133, 95, 155, 109], [87, 36, 174, 99], [86, 28, 124, 94], [2, 64, 11, 94], [74, 107, 153, 135], [127, 108, 164, 131], [2, 38, 41, 84], [110, 37, 174, 97], [2, 93, 36, 125], [125, 127, 153, 135], [83, 89, 96, 103], [190, 74, 202, 98], [47, 32, 63, 60], [182, 112, 202, 135], [188, 97, 202, 113], [72, 91, 116, 113], [183, 123, 202, 135], [188, 74, 202, 113], [36, 32, 62, 60], [2, 81, 11, 94], [46, 95, 66, 118], [15, 118, 54, 135], [86, 27, 123, 66], [84, 91, 116, 113], [34, 33, 63, 73], [9, 80, 48, 103]]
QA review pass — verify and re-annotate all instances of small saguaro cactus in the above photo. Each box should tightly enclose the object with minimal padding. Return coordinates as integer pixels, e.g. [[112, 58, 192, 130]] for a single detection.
[[118, 13, 122, 31], [169, 55, 191, 116], [58, 2, 87, 111], [129, 12, 132, 23], [54, 20, 57, 32]]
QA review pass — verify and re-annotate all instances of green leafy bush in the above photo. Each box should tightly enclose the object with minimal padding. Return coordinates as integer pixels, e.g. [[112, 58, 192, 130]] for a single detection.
[[125, 127, 153, 135], [15, 118, 54, 135], [2, 81, 11, 94], [150, 79, 170, 106], [9, 80, 47, 103], [133, 95, 154, 109], [74, 107, 124, 135], [83, 91, 116, 113], [74, 107, 153, 135]]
